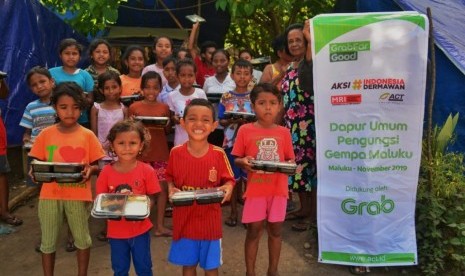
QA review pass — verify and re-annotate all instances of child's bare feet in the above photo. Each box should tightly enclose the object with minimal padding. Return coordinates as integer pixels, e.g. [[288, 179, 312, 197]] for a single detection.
[[153, 226, 172, 237]]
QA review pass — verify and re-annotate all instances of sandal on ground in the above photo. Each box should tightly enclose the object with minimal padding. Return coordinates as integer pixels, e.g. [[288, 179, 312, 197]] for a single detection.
[[349, 266, 370, 275], [291, 220, 312, 232], [1, 215, 23, 226], [224, 217, 237, 227], [96, 231, 108, 242], [66, 241, 77, 252]]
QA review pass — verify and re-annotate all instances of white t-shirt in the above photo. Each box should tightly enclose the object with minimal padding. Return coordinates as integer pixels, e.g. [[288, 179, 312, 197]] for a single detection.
[[167, 88, 207, 146], [202, 74, 236, 94]]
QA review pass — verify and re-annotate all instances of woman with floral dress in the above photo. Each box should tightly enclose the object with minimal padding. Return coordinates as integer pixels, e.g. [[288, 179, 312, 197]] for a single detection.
[[281, 20, 316, 231]]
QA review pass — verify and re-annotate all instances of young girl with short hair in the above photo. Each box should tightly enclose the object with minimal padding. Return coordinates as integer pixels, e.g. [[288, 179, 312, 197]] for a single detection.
[[128, 71, 172, 237], [90, 71, 127, 154], [120, 45, 145, 96], [29, 82, 105, 276], [96, 119, 161, 275]]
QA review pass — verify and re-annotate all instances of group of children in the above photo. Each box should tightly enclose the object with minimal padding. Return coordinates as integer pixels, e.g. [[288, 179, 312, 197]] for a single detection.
[[16, 32, 295, 276]]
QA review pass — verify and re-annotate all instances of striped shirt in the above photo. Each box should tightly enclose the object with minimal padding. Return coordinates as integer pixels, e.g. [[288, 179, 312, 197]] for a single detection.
[[165, 143, 234, 241], [19, 100, 56, 141]]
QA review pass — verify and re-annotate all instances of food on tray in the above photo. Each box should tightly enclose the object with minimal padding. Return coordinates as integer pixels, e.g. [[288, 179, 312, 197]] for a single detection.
[[92, 194, 150, 220]]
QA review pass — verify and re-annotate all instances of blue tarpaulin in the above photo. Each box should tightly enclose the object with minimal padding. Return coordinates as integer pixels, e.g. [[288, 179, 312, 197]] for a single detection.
[[357, 0, 465, 152], [0, 0, 88, 145]]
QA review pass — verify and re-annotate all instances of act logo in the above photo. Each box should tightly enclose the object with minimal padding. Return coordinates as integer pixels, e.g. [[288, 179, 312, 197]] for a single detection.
[[379, 92, 405, 102], [329, 41, 370, 62]]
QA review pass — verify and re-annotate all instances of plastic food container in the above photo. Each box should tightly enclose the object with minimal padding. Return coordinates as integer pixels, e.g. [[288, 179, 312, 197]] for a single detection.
[[134, 116, 169, 126], [251, 160, 297, 175], [33, 172, 83, 183], [91, 194, 150, 220]]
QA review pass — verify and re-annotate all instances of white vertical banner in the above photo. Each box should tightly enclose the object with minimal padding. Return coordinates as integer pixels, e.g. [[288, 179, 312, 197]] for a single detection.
[[312, 12, 428, 266]]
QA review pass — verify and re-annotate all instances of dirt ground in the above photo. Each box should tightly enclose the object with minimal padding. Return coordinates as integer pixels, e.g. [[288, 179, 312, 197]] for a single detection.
[[0, 148, 419, 275]]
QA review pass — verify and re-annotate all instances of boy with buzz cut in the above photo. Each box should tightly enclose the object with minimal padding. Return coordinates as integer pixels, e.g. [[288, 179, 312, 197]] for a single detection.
[[166, 98, 234, 275], [218, 58, 254, 227]]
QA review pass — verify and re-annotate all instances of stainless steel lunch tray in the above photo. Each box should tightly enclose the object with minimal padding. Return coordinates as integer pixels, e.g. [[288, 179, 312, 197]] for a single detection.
[[33, 172, 83, 183], [134, 116, 169, 126], [195, 188, 224, 204], [31, 160, 84, 173], [91, 194, 150, 220], [223, 111, 256, 121], [251, 160, 297, 175], [206, 93, 224, 103], [171, 189, 224, 206], [171, 191, 195, 206], [120, 95, 142, 106]]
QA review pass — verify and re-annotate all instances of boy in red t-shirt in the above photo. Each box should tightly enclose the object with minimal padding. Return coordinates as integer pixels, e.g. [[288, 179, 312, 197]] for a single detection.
[[232, 83, 296, 276], [188, 22, 217, 87], [166, 98, 234, 275]]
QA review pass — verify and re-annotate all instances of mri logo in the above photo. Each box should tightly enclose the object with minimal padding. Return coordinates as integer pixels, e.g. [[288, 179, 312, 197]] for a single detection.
[[329, 41, 370, 62]]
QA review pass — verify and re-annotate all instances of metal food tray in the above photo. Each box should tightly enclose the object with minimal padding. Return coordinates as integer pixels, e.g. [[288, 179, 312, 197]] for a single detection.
[[223, 111, 256, 121], [251, 160, 297, 175], [134, 116, 169, 126], [206, 93, 224, 103], [186, 14, 206, 23], [195, 188, 224, 204], [92, 194, 150, 220], [33, 172, 83, 183], [120, 95, 142, 106], [31, 160, 84, 173], [171, 191, 195, 206]]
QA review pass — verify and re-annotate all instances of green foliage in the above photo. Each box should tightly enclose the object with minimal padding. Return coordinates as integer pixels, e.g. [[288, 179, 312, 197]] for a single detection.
[[40, 0, 127, 36], [215, 0, 335, 58], [417, 113, 465, 274]]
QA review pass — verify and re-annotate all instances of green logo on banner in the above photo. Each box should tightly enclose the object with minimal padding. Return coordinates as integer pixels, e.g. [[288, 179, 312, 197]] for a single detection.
[[341, 195, 394, 215], [329, 41, 370, 62]]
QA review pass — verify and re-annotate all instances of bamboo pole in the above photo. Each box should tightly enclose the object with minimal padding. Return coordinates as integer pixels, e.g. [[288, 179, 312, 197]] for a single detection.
[[157, 0, 184, 30]]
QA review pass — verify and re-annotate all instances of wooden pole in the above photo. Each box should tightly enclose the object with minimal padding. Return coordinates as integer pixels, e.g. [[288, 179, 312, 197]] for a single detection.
[[8, 186, 38, 211], [157, 0, 184, 30]]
